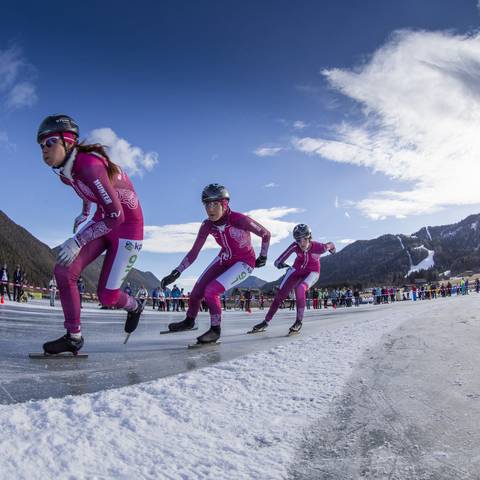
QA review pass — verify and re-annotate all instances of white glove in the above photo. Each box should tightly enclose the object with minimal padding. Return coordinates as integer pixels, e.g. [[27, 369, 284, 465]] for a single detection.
[[73, 214, 88, 234], [57, 237, 81, 266]]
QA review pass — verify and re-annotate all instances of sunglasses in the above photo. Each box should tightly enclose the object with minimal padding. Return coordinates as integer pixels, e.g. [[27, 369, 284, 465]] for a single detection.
[[204, 200, 222, 208], [39, 136, 60, 149]]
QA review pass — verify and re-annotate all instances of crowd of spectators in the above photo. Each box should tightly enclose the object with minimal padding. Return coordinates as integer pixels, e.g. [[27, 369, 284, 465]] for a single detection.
[[121, 278, 478, 313], [0, 260, 478, 313], [0, 263, 29, 302]]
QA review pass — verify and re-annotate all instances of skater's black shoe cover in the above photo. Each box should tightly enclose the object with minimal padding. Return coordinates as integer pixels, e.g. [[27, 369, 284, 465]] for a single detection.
[[289, 320, 303, 333], [43, 333, 84, 355], [197, 325, 221, 343], [251, 320, 269, 332], [168, 316, 195, 332], [125, 299, 144, 334]]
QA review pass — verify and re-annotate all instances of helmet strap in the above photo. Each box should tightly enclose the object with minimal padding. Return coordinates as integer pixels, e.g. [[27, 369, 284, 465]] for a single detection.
[[56, 133, 76, 169]]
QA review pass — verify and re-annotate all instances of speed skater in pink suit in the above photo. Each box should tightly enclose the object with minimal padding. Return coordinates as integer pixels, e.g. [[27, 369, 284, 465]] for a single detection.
[[37, 114, 144, 355], [160, 184, 271, 344], [250, 224, 335, 335]]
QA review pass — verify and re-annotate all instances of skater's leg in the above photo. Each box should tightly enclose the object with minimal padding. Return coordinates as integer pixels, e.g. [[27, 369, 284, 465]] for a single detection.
[[186, 257, 227, 320], [204, 280, 224, 326], [294, 272, 319, 322], [55, 237, 107, 333], [97, 237, 143, 312], [204, 261, 254, 326], [265, 269, 301, 322]]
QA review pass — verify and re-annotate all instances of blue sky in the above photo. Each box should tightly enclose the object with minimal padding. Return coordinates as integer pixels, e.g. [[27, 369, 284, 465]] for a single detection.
[[2, 0, 480, 289]]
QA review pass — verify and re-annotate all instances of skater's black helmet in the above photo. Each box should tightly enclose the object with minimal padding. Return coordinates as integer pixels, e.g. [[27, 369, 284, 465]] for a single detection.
[[293, 224, 312, 242], [37, 114, 79, 142], [201, 184, 230, 203]]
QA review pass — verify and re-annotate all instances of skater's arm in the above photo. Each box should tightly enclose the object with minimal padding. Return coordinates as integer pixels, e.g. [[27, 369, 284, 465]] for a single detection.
[[73, 200, 92, 234], [175, 221, 210, 273], [234, 213, 271, 257], [274, 242, 296, 268], [74, 161, 125, 247], [324, 241, 336, 254]]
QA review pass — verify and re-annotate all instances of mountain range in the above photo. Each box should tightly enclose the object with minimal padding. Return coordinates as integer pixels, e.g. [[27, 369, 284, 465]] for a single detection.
[[2, 210, 480, 293], [0, 210, 160, 292]]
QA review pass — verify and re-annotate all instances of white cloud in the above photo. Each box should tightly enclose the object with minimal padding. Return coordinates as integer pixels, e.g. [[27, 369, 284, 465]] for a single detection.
[[142, 207, 302, 253], [334, 196, 339, 208], [253, 146, 283, 157], [264, 182, 279, 188], [0, 130, 15, 151], [87, 128, 158, 176], [293, 120, 308, 130], [5, 82, 37, 109], [0, 44, 37, 111], [339, 239, 355, 245], [293, 30, 480, 220], [344, 211, 350, 218]]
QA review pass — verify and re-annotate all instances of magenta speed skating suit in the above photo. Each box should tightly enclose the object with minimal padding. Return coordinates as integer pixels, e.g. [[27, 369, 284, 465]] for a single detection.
[[55, 149, 143, 333], [266, 241, 329, 323], [176, 208, 270, 325]]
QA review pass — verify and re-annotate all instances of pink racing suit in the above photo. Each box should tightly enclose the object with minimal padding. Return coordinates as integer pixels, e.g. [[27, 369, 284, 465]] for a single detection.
[[176, 208, 270, 326], [54, 149, 144, 333], [266, 240, 330, 323]]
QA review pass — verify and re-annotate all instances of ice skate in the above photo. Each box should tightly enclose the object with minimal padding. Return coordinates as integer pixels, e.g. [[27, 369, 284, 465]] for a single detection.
[[287, 320, 302, 336], [42, 333, 84, 355], [167, 316, 196, 333], [188, 325, 221, 348], [247, 320, 269, 334], [124, 299, 144, 343]]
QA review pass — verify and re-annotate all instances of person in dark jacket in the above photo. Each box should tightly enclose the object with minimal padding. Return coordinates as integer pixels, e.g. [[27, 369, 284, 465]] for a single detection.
[[13, 265, 23, 302], [0, 263, 11, 301]]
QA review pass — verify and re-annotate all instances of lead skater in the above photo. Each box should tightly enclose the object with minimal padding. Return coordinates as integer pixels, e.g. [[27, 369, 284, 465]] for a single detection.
[[161, 184, 270, 345], [250, 224, 335, 335], [37, 114, 144, 354]]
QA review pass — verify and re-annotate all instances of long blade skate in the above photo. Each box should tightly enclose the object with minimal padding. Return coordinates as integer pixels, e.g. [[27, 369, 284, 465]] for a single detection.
[[247, 327, 267, 334], [187, 341, 221, 349], [287, 321, 302, 337], [160, 327, 198, 335], [286, 330, 301, 337], [247, 320, 269, 334], [29, 352, 88, 359]]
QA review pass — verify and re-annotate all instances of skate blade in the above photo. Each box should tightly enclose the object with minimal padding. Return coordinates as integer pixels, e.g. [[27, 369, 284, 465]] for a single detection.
[[286, 330, 301, 337], [187, 341, 221, 349], [123, 333, 131, 344], [160, 327, 198, 335], [247, 328, 267, 334], [29, 352, 88, 359]]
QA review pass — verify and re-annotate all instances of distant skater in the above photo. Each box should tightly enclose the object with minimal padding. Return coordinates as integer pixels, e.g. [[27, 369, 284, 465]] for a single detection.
[[250, 224, 335, 335], [161, 184, 270, 345]]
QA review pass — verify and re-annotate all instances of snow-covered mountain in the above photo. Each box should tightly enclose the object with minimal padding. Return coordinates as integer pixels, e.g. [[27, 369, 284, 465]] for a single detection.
[[316, 213, 480, 287]]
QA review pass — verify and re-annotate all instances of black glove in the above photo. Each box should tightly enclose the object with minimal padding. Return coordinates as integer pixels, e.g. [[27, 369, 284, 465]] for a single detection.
[[255, 255, 267, 268], [161, 269, 180, 289], [276, 262, 290, 269]]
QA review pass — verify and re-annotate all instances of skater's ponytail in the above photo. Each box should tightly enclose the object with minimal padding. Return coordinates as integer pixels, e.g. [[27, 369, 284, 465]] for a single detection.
[[76, 142, 121, 182]]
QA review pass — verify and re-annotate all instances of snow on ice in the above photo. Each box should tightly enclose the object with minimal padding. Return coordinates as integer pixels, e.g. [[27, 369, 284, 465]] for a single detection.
[[0, 312, 406, 480]]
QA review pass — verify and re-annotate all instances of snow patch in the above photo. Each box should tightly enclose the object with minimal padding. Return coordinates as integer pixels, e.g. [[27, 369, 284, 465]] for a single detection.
[[406, 247, 435, 277], [0, 317, 403, 480], [397, 236, 413, 271], [425, 226, 432, 241], [441, 226, 463, 238]]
